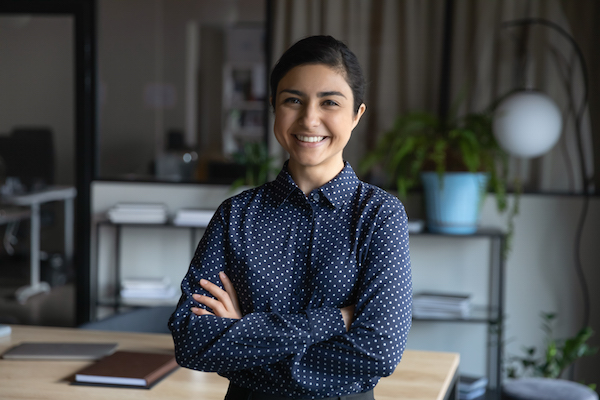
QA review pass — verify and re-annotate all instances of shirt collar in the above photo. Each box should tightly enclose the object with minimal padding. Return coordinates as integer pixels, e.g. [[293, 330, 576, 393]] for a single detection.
[[270, 161, 360, 209]]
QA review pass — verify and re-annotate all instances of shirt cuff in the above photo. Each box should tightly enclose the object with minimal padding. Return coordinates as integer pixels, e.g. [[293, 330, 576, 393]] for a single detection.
[[305, 307, 346, 344]]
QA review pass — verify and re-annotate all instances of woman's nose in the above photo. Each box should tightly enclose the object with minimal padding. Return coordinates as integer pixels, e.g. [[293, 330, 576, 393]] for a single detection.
[[300, 103, 320, 128]]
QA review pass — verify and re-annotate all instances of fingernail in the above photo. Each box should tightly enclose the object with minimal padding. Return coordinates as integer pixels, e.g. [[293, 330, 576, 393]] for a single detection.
[[200, 279, 208, 285], [219, 271, 226, 278], [191, 307, 198, 312]]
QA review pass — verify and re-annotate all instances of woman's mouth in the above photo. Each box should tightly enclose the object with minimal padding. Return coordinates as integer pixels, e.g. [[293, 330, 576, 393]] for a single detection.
[[295, 135, 325, 143]]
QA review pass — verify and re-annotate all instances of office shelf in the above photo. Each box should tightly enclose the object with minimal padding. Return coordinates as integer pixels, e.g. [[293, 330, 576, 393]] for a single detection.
[[93, 220, 205, 315], [412, 304, 501, 324], [410, 228, 505, 400]]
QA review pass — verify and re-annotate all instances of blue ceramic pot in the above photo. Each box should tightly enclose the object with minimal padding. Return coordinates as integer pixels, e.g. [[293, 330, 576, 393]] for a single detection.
[[421, 172, 489, 234]]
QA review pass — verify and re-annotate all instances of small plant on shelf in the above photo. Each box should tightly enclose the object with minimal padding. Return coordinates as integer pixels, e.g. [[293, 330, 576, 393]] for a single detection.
[[231, 141, 278, 190], [361, 111, 509, 204]]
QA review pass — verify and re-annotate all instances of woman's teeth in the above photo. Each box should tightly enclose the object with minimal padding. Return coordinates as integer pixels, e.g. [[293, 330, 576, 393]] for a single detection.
[[296, 135, 325, 143]]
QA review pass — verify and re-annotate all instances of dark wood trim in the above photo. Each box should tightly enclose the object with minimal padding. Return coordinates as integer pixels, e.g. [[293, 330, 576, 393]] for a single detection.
[[364, 0, 384, 152], [265, 0, 273, 146], [73, 0, 96, 326], [438, 0, 454, 123]]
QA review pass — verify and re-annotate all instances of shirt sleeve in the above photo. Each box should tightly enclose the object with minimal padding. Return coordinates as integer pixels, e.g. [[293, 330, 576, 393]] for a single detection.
[[169, 202, 347, 372]]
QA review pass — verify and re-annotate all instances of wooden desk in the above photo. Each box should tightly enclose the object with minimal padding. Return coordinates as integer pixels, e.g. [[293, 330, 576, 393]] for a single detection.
[[0, 325, 459, 400]]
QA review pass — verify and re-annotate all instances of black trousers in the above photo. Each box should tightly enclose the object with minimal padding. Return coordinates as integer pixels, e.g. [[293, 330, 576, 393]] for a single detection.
[[224, 383, 376, 400]]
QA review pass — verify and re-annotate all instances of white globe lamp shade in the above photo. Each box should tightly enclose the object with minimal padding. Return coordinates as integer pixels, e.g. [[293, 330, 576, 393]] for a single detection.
[[492, 91, 563, 158]]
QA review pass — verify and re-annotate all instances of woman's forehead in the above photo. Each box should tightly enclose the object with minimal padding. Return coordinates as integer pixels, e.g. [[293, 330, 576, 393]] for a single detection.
[[278, 64, 352, 93]]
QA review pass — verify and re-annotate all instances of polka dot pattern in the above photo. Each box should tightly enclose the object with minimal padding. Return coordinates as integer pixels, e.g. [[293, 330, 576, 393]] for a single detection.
[[169, 161, 412, 399]]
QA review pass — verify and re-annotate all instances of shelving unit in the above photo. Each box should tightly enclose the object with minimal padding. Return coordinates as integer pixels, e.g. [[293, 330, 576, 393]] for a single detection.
[[410, 228, 506, 400], [221, 26, 267, 156], [93, 220, 206, 317]]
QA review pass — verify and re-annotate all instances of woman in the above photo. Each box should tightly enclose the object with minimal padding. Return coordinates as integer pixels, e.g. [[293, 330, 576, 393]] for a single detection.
[[169, 35, 412, 400]]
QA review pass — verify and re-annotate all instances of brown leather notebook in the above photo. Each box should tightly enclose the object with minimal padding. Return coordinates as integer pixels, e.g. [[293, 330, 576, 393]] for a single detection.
[[73, 351, 178, 389]]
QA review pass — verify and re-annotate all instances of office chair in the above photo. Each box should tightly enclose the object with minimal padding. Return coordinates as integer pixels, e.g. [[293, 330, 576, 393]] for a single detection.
[[0, 127, 55, 192]]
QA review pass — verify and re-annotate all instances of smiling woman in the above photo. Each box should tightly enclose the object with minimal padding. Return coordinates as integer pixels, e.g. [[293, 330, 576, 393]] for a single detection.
[[273, 63, 366, 194], [269, 36, 366, 194], [169, 35, 412, 400]]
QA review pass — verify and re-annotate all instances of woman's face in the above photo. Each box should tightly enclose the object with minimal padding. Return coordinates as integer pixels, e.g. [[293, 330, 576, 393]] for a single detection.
[[273, 63, 366, 176]]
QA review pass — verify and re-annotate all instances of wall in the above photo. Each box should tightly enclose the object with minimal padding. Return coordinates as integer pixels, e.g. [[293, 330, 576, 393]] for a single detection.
[[90, 181, 600, 384], [0, 15, 74, 186]]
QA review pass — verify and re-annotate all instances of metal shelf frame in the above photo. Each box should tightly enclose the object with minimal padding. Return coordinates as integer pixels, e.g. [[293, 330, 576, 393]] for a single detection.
[[410, 228, 506, 400]]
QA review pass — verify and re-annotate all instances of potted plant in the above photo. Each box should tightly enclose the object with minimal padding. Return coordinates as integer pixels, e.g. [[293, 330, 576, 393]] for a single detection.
[[231, 141, 279, 191], [360, 110, 519, 250]]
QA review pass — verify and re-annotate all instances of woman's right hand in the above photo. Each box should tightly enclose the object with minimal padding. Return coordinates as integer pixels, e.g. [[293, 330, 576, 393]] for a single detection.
[[191, 272, 242, 319]]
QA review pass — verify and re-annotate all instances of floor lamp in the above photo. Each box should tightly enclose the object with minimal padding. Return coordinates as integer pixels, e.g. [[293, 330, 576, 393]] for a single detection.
[[492, 18, 592, 331]]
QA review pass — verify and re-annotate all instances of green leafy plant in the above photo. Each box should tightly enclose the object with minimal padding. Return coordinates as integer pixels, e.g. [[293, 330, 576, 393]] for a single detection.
[[360, 110, 520, 255], [361, 111, 510, 206], [231, 142, 278, 190], [507, 312, 598, 389]]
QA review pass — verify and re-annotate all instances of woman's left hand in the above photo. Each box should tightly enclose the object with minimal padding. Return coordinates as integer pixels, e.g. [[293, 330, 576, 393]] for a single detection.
[[191, 272, 242, 319]]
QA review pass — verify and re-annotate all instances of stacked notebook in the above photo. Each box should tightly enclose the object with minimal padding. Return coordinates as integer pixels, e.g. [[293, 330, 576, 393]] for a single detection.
[[73, 351, 178, 389], [0, 324, 11, 337], [172, 208, 215, 227], [412, 292, 472, 319], [458, 375, 488, 399], [107, 203, 168, 224], [120, 277, 179, 304]]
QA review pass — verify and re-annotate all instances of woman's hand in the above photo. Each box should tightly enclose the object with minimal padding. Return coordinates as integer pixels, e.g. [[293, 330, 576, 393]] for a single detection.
[[340, 304, 355, 331], [191, 272, 242, 319]]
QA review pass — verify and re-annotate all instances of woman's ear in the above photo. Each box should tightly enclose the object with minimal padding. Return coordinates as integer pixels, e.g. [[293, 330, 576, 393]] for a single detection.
[[351, 103, 367, 130]]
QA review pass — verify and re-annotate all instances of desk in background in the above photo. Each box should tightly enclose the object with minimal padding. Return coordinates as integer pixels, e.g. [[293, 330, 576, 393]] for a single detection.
[[0, 325, 459, 400], [1, 186, 76, 303]]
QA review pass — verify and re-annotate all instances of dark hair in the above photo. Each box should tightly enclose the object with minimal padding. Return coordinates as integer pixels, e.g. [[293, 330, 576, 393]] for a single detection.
[[270, 35, 365, 114]]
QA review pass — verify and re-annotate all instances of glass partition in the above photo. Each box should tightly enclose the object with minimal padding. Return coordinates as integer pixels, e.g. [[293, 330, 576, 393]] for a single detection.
[[97, 0, 267, 184]]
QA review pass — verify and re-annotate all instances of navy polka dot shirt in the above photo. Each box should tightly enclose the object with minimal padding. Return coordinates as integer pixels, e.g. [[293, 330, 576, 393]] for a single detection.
[[169, 161, 412, 399]]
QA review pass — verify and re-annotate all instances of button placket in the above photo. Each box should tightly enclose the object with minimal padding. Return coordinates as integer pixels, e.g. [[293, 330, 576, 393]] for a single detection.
[[291, 201, 312, 306]]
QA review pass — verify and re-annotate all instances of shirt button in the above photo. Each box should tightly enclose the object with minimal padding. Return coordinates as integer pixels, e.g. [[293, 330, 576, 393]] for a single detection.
[[311, 193, 320, 202]]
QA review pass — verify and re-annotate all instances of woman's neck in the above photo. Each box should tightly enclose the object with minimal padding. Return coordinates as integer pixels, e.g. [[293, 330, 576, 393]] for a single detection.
[[287, 159, 345, 195]]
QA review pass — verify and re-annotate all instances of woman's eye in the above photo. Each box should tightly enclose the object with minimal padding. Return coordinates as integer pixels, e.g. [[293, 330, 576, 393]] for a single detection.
[[322, 99, 339, 107], [283, 97, 301, 104]]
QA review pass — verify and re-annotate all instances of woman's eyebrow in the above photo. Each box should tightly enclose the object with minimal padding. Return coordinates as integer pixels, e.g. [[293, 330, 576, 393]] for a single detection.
[[279, 89, 303, 96], [278, 89, 347, 98], [318, 91, 346, 98]]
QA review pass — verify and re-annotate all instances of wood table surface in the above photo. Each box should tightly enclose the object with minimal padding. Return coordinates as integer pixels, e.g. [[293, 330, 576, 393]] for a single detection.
[[0, 325, 458, 400]]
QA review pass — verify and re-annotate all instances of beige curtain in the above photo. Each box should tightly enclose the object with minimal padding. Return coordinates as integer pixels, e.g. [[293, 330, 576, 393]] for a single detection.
[[269, 0, 597, 194]]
